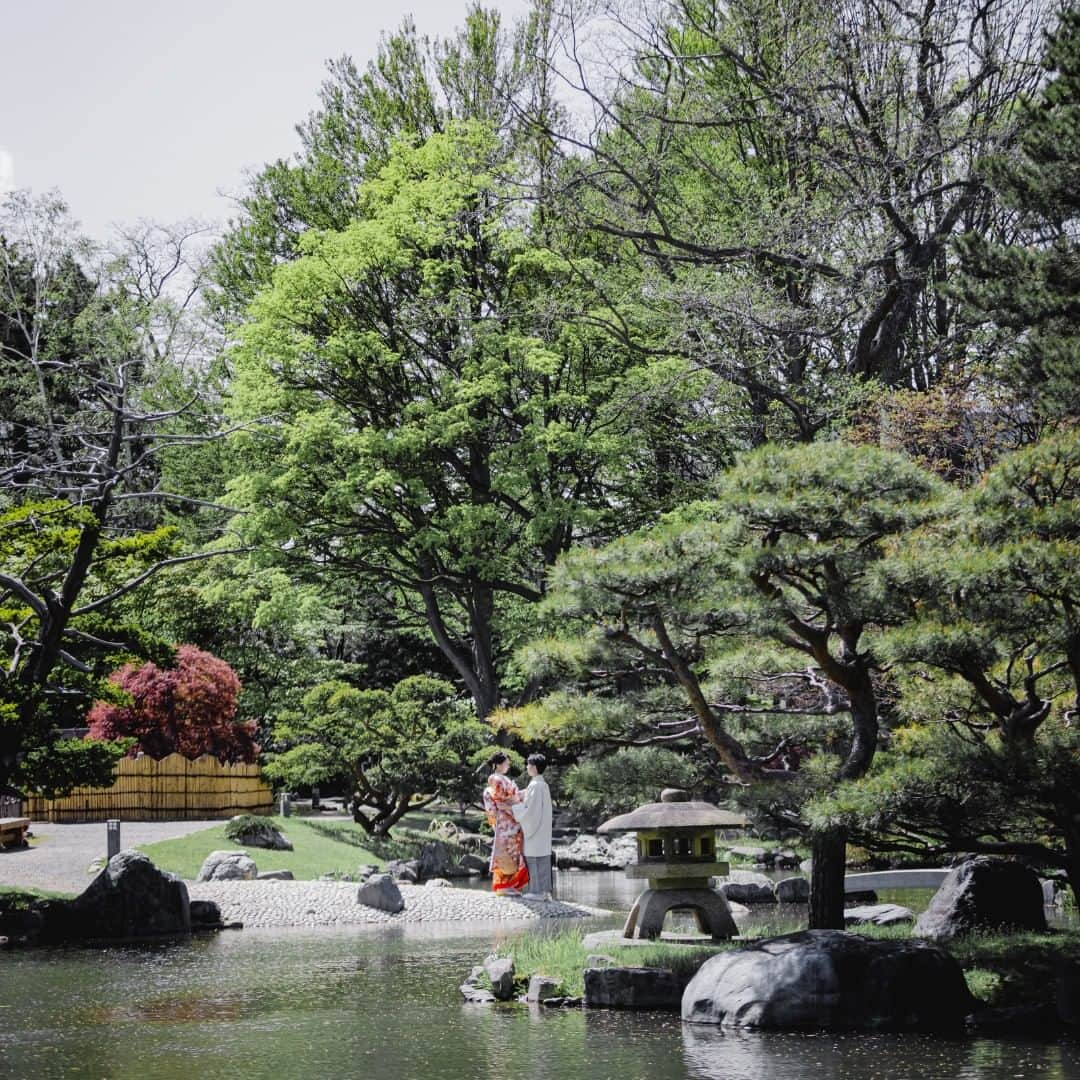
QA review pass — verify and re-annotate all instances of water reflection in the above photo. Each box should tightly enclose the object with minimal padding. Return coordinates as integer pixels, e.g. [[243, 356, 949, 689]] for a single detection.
[[0, 877, 1076, 1080], [680, 1024, 1080, 1080]]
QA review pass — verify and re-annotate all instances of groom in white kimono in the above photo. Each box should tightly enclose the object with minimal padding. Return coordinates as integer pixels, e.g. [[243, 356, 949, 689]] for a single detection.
[[511, 753, 554, 899]]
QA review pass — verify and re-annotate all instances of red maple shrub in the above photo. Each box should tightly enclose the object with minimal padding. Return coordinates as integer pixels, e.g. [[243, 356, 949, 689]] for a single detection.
[[87, 645, 257, 762]]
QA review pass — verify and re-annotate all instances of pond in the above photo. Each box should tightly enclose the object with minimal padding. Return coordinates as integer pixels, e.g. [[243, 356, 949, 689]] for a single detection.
[[2, 876, 1077, 1080]]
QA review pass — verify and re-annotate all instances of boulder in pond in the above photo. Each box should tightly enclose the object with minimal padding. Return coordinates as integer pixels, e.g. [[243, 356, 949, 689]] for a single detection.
[[717, 870, 777, 905], [460, 964, 495, 1004], [484, 955, 516, 1001], [913, 857, 1046, 943], [682, 929, 973, 1031], [190, 899, 222, 927], [356, 873, 405, 914], [527, 975, 563, 1003], [459, 852, 489, 875], [844, 903, 914, 927], [773, 848, 801, 870], [197, 850, 258, 881], [40, 850, 190, 942], [775, 876, 809, 903]]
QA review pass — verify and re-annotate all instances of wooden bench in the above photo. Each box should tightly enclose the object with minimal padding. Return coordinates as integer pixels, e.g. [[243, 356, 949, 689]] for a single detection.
[[0, 817, 30, 849]]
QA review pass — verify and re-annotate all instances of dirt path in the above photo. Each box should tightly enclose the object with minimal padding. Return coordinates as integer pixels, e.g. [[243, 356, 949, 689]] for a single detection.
[[0, 820, 221, 895]]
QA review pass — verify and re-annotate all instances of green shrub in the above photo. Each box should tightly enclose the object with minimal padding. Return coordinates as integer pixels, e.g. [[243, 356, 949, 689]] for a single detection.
[[223, 814, 279, 843]]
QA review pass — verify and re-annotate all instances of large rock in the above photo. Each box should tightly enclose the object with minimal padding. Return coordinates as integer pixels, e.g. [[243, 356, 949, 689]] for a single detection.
[[844, 903, 914, 927], [460, 964, 496, 1004], [585, 966, 691, 1011], [717, 870, 777, 905], [40, 850, 190, 942], [385, 858, 420, 883], [416, 840, 462, 881], [226, 816, 292, 851], [682, 929, 973, 1031], [775, 876, 809, 903], [356, 873, 405, 914], [913, 857, 1046, 943], [189, 899, 222, 927], [527, 975, 562, 1003], [484, 955, 516, 1001], [197, 850, 258, 882], [459, 853, 489, 875]]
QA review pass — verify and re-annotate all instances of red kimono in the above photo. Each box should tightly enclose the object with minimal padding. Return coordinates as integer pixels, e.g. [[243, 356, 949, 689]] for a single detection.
[[483, 772, 529, 892]]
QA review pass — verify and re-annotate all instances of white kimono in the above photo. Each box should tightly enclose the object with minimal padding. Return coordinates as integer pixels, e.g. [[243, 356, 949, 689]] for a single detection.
[[511, 775, 552, 857]]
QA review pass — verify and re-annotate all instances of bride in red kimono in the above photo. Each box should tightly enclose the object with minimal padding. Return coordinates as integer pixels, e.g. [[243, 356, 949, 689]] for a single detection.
[[483, 752, 529, 894]]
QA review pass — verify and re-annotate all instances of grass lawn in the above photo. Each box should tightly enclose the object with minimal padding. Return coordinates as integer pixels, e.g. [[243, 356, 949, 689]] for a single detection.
[[137, 816, 388, 880], [0, 884, 74, 908]]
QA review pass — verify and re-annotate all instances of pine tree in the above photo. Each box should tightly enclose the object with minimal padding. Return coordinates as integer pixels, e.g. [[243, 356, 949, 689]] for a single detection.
[[958, 8, 1080, 420]]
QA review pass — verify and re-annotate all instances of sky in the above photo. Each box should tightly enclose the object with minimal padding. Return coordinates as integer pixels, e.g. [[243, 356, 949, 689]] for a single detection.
[[1, 0, 531, 240]]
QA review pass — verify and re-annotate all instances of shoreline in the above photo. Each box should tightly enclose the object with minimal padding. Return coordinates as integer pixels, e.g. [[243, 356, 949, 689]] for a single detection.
[[188, 879, 609, 929]]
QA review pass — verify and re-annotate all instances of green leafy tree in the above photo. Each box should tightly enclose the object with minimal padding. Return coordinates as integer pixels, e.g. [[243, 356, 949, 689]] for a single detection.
[[540, 0, 1048, 441], [0, 192, 234, 791], [957, 7, 1080, 421], [209, 4, 563, 318], [263, 675, 491, 835], [226, 121, 699, 718]]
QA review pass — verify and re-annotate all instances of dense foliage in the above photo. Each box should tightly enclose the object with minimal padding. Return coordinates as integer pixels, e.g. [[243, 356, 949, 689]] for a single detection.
[[2, 0, 1077, 923], [87, 645, 256, 762]]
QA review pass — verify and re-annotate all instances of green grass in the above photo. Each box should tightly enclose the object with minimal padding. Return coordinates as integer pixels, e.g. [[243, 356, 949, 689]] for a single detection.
[[0, 884, 74, 909], [502, 928, 744, 997], [137, 816, 386, 880], [947, 927, 1080, 1009]]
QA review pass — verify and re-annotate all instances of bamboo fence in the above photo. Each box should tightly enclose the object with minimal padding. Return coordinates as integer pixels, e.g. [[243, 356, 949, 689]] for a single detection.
[[24, 753, 273, 823]]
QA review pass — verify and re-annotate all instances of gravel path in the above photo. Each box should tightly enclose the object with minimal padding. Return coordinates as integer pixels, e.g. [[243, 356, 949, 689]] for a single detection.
[[189, 880, 607, 928], [0, 820, 222, 894]]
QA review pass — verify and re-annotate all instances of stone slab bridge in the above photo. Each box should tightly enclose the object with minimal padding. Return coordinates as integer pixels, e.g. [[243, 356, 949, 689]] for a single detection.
[[844, 869, 949, 893]]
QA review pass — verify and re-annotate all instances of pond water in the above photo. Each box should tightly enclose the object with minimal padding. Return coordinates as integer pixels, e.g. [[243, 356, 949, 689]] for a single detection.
[[2, 875, 1077, 1080]]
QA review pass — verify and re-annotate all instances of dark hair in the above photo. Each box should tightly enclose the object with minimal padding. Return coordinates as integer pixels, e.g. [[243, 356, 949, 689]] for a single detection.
[[487, 751, 510, 770], [526, 753, 547, 774]]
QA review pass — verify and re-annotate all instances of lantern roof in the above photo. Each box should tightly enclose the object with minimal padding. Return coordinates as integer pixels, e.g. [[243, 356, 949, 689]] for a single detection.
[[597, 788, 746, 833]]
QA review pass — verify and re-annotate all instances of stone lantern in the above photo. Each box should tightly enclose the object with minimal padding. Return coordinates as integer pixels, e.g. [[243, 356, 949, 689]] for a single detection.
[[598, 788, 741, 941]]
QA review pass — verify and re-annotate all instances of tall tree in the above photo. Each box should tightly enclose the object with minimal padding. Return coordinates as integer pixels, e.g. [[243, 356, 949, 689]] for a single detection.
[[956, 6, 1080, 421], [536, 0, 1048, 441], [502, 442, 947, 926], [0, 192, 234, 790], [858, 426, 1080, 901], [226, 122, 712, 718]]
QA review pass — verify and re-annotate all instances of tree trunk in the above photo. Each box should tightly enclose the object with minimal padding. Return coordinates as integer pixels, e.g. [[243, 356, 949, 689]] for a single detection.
[[809, 827, 848, 929]]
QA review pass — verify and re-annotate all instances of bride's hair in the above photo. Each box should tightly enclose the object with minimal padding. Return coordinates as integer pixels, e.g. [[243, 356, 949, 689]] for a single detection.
[[487, 751, 510, 770]]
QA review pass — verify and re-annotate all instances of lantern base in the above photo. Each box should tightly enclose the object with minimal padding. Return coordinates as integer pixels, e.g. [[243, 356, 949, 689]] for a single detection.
[[622, 886, 738, 942]]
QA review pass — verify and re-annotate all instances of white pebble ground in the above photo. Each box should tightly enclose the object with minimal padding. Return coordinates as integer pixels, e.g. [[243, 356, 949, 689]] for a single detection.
[[188, 880, 607, 928]]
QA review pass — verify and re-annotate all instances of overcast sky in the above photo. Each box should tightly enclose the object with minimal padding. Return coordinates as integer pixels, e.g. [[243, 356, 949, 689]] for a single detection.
[[2, 0, 530, 240]]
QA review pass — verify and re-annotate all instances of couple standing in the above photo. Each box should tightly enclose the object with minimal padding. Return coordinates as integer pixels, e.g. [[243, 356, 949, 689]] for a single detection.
[[483, 752, 554, 899]]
